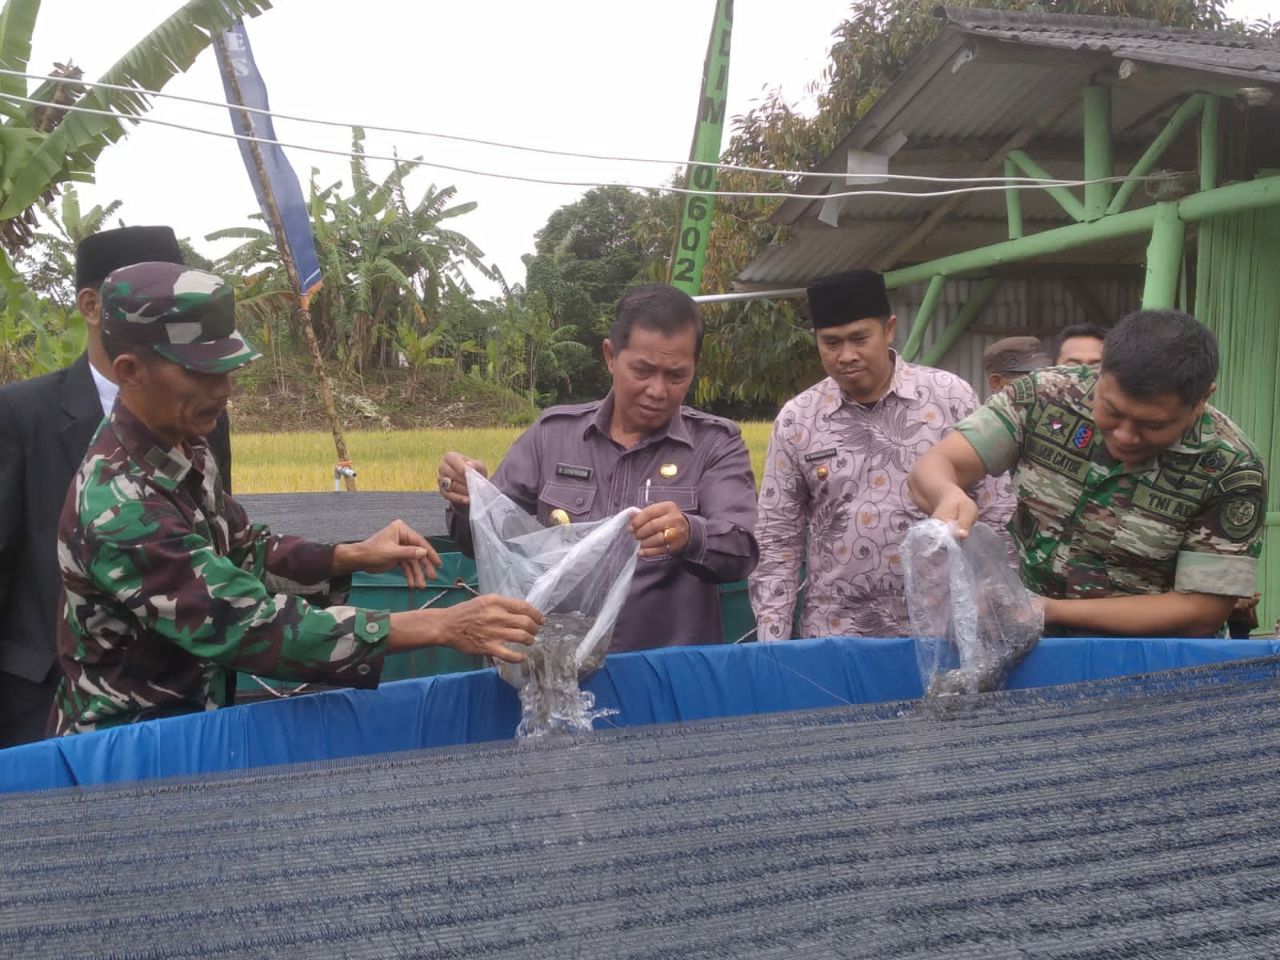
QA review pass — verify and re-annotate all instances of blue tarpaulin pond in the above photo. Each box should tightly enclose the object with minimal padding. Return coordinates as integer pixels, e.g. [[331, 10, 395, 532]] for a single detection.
[[3, 634, 1277, 794]]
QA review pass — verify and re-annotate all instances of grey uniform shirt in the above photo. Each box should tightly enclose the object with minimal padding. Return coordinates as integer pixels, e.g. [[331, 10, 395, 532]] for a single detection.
[[447, 394, 759, 652]]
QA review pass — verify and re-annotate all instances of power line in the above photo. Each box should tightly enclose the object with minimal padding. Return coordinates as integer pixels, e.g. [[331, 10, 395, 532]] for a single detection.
[[0, 67, 1150, 188], [0, 91, 1160, 204]]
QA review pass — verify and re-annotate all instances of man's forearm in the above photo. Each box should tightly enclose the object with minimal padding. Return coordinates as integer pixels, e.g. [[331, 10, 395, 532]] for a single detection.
[[330, 542, 363, 577], [1044, 592, 1236, 638], [907, 447, 963, 514]]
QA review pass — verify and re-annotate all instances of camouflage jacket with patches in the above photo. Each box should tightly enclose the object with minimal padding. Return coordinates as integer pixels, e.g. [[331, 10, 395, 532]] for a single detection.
[[956, 366, 1265, 601], [50, 403, 388, 736]]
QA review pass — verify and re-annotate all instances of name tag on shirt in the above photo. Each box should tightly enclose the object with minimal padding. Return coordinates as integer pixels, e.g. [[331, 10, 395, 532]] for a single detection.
[[804, 448, 838, 463], [555, 463, 593, 481]]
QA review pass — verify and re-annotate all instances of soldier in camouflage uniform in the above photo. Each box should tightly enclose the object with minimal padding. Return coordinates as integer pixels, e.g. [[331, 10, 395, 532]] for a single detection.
[[908, 309, 1265, 638], [51, 262, 542, 736]]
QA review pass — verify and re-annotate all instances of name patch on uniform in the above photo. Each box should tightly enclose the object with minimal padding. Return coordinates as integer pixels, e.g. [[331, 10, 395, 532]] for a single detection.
[[1026, 436, 1091, 484], [1011, 376, 1036, 405], [1132, 484, 1198, 522], [804, 448, 837, 463], [555, 463, 593, 481], [1219, 468, 1263, 494]]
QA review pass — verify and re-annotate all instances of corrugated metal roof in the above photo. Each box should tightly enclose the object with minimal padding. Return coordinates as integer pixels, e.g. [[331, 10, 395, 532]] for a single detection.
[[739, 221, 1151, 286], [945, 7, 1280, 82], [743, 8, 1278, 287]]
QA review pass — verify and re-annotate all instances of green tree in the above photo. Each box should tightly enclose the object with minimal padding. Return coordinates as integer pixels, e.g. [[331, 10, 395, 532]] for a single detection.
[[19, 186, 122, 307], [523, 185, 670, 401], [480, 265, 592, 401], [0, 248, 81, 377], [0, 0, 273, 256], [687, 0, 1240, 408]]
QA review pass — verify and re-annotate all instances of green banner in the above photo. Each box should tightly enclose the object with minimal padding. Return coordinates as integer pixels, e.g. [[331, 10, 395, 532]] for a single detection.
[[669, 0, 733, 296]]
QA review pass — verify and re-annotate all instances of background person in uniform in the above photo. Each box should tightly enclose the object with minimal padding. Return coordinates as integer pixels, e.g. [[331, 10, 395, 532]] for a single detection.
[[1054, 321, 1108, 367], [51, 263, 542, 736], [0, 226, 232, 748], [438, 284, 758, 653], [908, 309, 1265, 638], [749, 269, 1013, 641], [982, 336, 1050, 395]]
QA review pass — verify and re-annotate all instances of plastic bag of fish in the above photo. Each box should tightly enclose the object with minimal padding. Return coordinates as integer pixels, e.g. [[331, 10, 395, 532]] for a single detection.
[[466, 467, 639, 737], [902, 519, 1043, 698]]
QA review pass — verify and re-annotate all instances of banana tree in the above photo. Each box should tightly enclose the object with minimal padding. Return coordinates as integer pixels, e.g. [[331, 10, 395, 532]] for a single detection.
[[0, 0, 274, 255]]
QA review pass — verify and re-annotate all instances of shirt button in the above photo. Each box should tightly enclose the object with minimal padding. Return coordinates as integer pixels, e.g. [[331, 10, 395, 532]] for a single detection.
[[365, 622, 380, 634], [356, 663, 371, 676]]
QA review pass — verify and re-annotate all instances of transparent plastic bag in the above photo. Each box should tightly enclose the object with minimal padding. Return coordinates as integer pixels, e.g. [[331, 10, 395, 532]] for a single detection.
[[466, 467, 640, 737], [902, 519, 1044, 698]]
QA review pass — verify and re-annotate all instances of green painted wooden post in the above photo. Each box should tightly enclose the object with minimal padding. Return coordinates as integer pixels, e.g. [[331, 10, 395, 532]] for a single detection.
[[920, 277, 1000, 367], [1106, 94, 1204, 217], [887, 205, 1157, 289], [1006, 149, 1086, 222], [883, 176, 1280, 293], [1200, 94, 1220, 193], [1082, 85, 1113, 221], [1142, 202, 1185, 309], [1180, 175, 1280, 223], [1004, 157, 1023, 239], [900, 274, 946, 361], [1197, 209, 1280, 634]]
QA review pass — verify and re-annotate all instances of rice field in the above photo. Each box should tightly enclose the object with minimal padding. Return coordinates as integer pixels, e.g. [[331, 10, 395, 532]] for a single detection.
[[232, 421, 775, 493]]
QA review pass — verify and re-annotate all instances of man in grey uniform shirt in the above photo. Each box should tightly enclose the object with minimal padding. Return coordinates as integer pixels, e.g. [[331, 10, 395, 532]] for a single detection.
[[438, 284, 758, 653]]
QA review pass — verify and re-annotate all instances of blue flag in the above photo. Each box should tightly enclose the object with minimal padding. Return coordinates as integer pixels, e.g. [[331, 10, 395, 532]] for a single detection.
[[215, 22, 323, 304]]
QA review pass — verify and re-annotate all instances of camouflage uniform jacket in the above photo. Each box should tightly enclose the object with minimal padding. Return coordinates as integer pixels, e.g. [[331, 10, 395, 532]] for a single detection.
[[50, 403, 389, 736], [956, 366, 1265, 600]]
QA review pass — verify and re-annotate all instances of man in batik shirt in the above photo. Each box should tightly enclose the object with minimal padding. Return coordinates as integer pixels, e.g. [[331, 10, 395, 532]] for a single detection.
[[750, 269, 1012, 640], [51, 262, 541, 736]]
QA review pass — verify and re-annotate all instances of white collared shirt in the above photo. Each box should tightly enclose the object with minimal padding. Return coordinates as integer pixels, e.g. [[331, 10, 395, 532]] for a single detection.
[[89, 362, 118, 417]]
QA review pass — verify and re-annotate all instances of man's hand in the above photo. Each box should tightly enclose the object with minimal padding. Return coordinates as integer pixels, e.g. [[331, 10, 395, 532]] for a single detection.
[[1234, 593, 1261, 614], [437, 451, 488, 508], [907, 434, 993, 539], [930, 486, 981, 539], [388, 595, 543, 663], [631, 501, 689, 558], [333, 519, 440, 588]]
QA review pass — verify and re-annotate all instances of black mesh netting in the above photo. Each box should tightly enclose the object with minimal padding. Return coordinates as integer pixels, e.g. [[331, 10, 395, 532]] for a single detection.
[[5, 654, 1280, 959]]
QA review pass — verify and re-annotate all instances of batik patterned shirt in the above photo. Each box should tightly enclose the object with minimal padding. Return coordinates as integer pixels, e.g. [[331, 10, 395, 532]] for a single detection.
[[51, 403, 388, 736], [750, 356, 1013, 640]]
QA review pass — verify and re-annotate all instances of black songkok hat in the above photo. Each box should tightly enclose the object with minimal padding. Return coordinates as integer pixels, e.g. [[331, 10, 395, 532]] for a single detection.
[[74, 226, 185, 292], [805, 269, 892, 329]]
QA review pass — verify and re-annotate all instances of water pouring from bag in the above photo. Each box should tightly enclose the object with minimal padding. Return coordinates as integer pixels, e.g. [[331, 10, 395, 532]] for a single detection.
[[464, 467, 641, 737]]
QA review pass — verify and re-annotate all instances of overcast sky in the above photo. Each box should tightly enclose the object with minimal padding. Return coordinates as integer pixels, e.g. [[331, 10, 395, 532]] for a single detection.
[[25, 0, 851, 294], [24, 0, 1275, 297]]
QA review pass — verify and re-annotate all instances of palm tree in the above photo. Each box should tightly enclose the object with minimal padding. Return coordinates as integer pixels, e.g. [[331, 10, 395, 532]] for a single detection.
[[20, 186, 123, 306], [0, 0, 273, 257]]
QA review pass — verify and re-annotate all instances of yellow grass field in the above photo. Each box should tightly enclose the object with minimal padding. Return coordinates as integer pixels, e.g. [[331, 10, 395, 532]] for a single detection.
[[232, 422, 776, 493]]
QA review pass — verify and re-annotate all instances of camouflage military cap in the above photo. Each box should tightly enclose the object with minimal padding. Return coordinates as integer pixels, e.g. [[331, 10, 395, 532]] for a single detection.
[[101, 261, 261, 374]]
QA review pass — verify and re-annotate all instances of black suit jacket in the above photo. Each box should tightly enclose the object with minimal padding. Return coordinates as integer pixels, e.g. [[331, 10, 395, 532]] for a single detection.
[[0, 354, 232, 684]]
